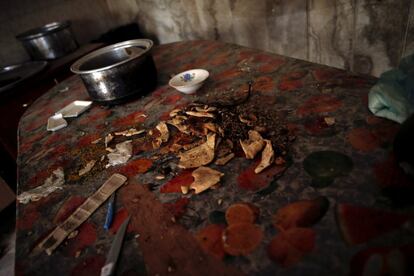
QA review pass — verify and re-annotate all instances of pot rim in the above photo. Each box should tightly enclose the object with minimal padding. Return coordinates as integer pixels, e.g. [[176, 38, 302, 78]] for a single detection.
[[70, 39, 154, 74], [16, 21, 71, 40]]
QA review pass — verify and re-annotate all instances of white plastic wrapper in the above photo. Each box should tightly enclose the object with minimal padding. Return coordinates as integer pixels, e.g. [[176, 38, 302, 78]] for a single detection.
[[106, 140, 133, 167]]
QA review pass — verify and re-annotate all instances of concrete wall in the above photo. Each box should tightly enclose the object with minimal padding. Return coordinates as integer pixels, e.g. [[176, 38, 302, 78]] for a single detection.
[[107, 0, 414, 76], [1, 0, 413, 77]]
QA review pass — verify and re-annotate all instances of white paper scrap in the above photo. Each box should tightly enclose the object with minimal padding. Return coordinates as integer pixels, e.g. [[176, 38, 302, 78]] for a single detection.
[[17, 167, 65, 204], [106, 140, 133, 167]]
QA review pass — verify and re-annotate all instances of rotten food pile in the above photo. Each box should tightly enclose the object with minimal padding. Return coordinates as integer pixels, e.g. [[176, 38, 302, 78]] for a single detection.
[[147, 103, 295, 194], [60, 102, 294, 196]]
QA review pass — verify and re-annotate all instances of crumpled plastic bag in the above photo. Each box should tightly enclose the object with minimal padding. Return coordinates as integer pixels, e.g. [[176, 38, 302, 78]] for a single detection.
[[368, 55, 414, 124]]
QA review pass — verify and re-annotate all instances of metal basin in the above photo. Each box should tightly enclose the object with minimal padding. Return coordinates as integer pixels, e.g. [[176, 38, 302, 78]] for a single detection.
[[16, 21, 78, 60], [70, 39, 157, 104]]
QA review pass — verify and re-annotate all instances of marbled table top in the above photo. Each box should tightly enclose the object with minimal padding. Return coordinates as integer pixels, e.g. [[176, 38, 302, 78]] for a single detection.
[[15, 40, 414, 276]]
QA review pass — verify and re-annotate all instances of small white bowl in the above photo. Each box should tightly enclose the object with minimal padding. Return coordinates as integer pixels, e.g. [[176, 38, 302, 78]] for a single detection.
[[169, 69, 209, 94]]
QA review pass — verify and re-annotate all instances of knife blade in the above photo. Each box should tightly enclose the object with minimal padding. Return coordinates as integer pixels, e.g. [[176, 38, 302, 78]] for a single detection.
[[100, 216, 130, 276]]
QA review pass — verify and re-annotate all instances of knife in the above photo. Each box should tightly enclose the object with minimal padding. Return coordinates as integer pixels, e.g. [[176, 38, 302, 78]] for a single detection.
[[100, 216, 131, 276]]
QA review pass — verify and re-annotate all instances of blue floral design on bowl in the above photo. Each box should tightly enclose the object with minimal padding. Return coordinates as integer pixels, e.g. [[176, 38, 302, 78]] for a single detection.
[[180, 73, 195, 82]]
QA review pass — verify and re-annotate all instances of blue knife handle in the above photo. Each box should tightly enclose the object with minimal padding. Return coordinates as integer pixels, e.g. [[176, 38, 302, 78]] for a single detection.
[[104, 194, 115, 231]]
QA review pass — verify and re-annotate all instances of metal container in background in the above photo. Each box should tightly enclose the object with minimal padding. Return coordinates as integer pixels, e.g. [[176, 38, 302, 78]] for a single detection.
[[16, 21, 78, 60], [70, 39, 157, 104]]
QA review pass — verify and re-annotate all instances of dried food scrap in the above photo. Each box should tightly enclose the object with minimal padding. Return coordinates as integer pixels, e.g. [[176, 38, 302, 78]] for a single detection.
[[240, 130, 265, 159], [255, 140, 274, 174], [156, 122, 169, 143], [215, 153, 235, 166], [202, 122, 218, 134], [153, 121, 170, 149], [169, 108, 182, 117], [91, 138, 102, 144], [195, 105, 217, 113], [178, 133, 216, 168], [78, 160, 96, 176], [155, 175, 165, 180], [182, 140, 204, 151], [239, 114, 257, 126], [167, 115, 190, 134], [159, 170, 194, 193], [104, 133, 114, 147], [324, 117, 335, 126], [181, 185, 189, 194], [170, 115, 188, 124], [186, 119, 216, 137], [190, 166, 224, 194], [166, 143, 182, 153], [186, 110, 215, 118], [114, 128, 145, 137]]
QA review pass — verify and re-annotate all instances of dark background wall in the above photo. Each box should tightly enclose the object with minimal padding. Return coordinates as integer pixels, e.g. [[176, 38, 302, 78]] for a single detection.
[[1, 0, 413, 77], [0, 0, 123, 66]]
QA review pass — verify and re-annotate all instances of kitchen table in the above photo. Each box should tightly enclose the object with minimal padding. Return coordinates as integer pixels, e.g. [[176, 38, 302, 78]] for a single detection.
[[16, 40, 414, 275], [0, 43, 104, 162]]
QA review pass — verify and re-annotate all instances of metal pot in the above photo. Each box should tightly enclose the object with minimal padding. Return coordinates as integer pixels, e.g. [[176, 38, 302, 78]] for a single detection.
[[16, 21, 78, 60], [70, 39, 157, 104]]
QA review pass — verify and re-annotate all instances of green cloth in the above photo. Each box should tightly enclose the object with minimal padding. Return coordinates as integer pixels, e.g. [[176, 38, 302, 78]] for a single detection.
[[368, 56, 414, 124]]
